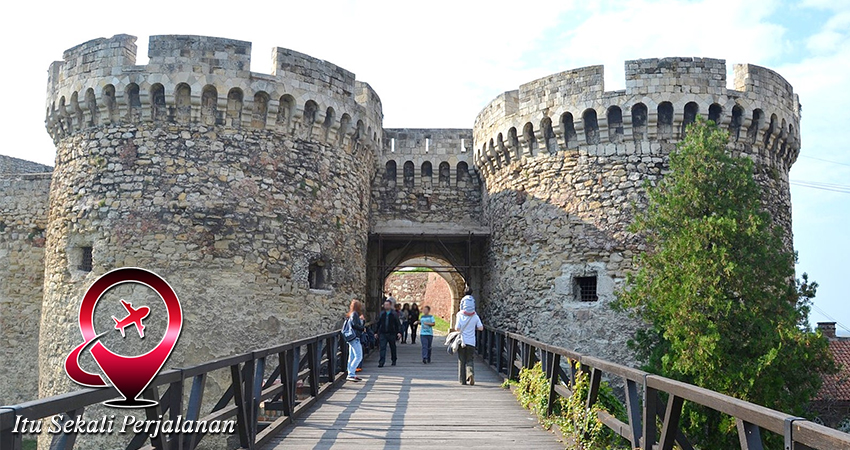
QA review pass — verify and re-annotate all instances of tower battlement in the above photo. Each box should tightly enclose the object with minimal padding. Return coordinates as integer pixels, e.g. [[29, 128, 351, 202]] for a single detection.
[[474, 58, 800, 174], [45, 34, 383, 149]]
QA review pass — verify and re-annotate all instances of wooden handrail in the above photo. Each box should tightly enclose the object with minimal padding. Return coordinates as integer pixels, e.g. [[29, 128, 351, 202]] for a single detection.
[[0, 327, 356, 450], [478, 325, 850, 450]]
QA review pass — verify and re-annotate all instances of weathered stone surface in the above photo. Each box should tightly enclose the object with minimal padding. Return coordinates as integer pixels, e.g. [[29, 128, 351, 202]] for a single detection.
[[0, 35, 803, 450], [0, 172, 51, 405], [474, 58, 800, 368]]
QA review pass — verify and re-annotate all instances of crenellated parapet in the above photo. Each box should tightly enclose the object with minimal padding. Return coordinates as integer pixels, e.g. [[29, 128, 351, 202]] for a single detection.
[[44, 34, 383, 151], [473, 58, 801, 176], [371, 129, 484, 233]]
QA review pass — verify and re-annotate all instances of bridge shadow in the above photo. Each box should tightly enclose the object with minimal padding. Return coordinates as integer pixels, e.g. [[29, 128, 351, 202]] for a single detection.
[[265, 335, 563, 449]]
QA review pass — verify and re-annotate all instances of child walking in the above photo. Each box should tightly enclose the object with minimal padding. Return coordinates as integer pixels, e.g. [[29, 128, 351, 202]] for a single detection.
[[417, 306, 436, 364]]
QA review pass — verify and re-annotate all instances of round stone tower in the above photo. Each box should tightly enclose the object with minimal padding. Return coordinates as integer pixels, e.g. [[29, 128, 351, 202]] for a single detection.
[[474, 58, 800, 366], [40, 35, 382, 398]]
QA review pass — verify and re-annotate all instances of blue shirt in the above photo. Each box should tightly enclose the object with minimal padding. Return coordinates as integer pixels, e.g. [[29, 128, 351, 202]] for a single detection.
[[419, 314, 435, 336]]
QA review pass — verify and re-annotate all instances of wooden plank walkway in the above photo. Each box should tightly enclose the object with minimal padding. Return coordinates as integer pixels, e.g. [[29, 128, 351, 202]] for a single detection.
[[263, 335, 564, 449]]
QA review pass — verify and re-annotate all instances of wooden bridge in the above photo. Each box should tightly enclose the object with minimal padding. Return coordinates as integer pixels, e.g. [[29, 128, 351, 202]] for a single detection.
[[2, 327, 849, 450]]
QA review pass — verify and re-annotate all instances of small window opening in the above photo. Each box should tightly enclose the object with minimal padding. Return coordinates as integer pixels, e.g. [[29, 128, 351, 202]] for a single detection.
[[576, 276, 597, 302], [79, 246, 93, 272], [425, 137, 431, 153], [391, 138, 396, 153], [309, 260, 329, 290]]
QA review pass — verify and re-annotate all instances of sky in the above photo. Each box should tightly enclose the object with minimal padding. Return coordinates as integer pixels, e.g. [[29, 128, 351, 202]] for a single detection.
[[2, 0, 847, 334]]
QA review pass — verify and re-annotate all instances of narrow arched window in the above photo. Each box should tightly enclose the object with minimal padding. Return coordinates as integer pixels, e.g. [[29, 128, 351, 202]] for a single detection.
[[583, 109, 599, 144], [457, 161, 470, 184], [439, 162, 451, 187], [522, 122, 537, 155], [252, 91, 270, 128], [70, 92, 84, 130], [541, 117, 557, 153], [304, 100, 318, 124], [322, 106, 335, 138], [497, 133, 510, 164], [708, 104, 723, 125], [764, 114, 778, 148], [126, 84, 141, 123], [201, 85, 218, 126], [278, 95, 295, 130], [103, 85, 118, 124], [339, 114, 351, 145], [174, 83, 192, 124], [747, 109, 763, 144], [403, 161, 415, 188], [385, 160, 397, 185], [150, 84, 166, 122], [607, 106, 623, 143], [508, 127, 520, 160], [730, 105, 744, 141], [421, 161, 433, 186], [682, 102, 699, 136], [227, 88, 243, 127], [631, 103, 647, 140], [560, 112, 577, 148], [657, 102, 674, 139], [85, 88, 98, 126]]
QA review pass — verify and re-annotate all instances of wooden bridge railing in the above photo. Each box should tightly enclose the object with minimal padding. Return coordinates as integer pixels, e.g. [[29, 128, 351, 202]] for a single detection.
[[476, 326, 850, 450], [1, 328, 354, 450]]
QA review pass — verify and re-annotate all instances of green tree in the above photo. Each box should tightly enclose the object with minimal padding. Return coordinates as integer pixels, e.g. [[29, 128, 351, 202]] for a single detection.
[[614, 118, 835, 448]]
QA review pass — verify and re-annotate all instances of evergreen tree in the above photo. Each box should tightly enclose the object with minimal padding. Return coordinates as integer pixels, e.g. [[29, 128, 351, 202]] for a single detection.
[[615, 118, 835, 448]]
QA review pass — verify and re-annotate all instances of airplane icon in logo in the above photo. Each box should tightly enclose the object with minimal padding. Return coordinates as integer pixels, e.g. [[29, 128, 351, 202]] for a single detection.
[[112, 300, 151, 339]]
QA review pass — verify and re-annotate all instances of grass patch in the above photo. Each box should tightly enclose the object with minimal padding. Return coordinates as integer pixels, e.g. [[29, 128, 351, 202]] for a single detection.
[[432, 315, 451, 334], [22, 439, 37, 450]]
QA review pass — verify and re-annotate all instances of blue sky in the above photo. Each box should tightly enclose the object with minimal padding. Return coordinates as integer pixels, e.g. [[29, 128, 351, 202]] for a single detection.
[[2, 0, 847, 334]]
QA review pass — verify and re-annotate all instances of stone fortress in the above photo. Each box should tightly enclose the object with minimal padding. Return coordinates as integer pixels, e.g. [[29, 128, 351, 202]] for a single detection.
[[0, 34, 800, 408]]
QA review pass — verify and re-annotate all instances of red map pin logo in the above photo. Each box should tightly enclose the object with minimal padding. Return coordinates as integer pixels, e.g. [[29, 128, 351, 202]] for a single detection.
[[64, 268, 182, 408]]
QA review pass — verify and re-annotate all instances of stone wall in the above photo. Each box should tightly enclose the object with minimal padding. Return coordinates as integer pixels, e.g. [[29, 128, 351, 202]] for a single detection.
[[38, 35, 382, 441], [475, 58, 801, 367], [0, 155, 52, 174], [0, 172, 51, 405], [383, 271, 453, 321], [371, 129, 484, 233]]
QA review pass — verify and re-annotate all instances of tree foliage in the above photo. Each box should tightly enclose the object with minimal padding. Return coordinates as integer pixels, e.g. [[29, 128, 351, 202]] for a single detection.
[[614, 118, 835, 447]]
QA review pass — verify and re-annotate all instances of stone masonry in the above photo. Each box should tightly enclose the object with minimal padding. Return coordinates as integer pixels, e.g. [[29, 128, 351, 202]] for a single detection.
[[0, 34, 802, 446], [0, 158, 52, 405], [474, 58, 800, 367], [384, 271, 453, 321]]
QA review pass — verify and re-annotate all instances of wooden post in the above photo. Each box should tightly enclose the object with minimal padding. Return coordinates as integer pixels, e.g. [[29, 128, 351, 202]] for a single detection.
[[642, 385, 658, 450], [658, 395, 684, 450], [546, 353, 561, 416]]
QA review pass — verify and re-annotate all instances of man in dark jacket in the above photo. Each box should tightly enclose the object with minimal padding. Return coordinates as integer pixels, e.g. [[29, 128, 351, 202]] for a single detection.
[[375, 300, 401, 367]]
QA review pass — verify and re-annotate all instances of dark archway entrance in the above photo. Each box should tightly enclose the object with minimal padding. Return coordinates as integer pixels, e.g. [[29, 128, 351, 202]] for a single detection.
[[366, 232, 488, 319]]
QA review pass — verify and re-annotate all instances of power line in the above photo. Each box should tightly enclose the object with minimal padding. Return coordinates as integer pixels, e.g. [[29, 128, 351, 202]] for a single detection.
[[799, 155, 850, 168], [790, 179, 850, 194], [811, 304, 850, 334]]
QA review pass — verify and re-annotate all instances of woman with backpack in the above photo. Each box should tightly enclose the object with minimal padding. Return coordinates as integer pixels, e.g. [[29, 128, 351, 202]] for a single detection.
[[343, 299, 366, 382], [408, 303, 421, 344]]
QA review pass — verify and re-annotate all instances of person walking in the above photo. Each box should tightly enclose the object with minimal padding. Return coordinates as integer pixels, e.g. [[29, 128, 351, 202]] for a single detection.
[[416, 306, 435, 364], [409, 303, 420, 344], [343, 299, 365, 382], [375, 300, 401, 367], [400, 303, 411, 343], [454, 294, 484, 385]]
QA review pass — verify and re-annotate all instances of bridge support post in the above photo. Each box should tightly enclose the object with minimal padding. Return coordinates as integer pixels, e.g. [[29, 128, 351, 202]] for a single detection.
[[507, 337, 519, 380], [642, 383, 658, 450], [658, 394, 684, 450], [736, 419, 764, 450], [625, 379, 643, 449], [546, 353, 561, 416]]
